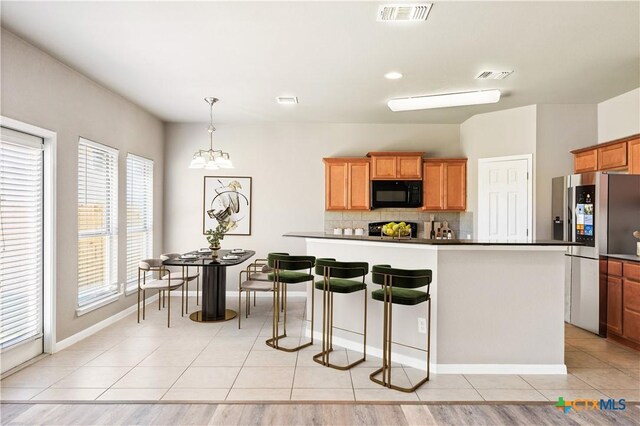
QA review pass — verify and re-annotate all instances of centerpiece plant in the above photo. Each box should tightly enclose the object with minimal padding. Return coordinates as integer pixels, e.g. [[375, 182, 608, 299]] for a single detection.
[[205, 219, 232, 250]]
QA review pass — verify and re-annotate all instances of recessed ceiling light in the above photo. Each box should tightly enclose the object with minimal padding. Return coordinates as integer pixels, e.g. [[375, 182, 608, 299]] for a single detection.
[[377, 3, 432, 22], [276, 96, 298, 105], [384, 71, 403, 80], [388, 89, 501, 112]]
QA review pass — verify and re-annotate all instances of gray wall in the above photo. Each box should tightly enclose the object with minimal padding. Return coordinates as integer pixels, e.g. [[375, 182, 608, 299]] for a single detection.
[[163, 122, 460, 289], [1, 29, 165, 341], [460, 105, 538, 237], [597, 88, 640, 142], [535, 105, 597, 239]]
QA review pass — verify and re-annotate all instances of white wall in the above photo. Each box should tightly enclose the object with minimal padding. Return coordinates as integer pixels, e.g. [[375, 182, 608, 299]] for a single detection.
[[163, 122, 460, 288], [597, 88, 640, 142], [460, 105, 538, 236], [1, 29, 164, 341], [536, 105, 597, 239]]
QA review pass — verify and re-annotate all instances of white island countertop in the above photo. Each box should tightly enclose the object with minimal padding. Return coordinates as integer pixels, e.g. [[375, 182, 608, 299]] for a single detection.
[[287, 233, 571, 375]]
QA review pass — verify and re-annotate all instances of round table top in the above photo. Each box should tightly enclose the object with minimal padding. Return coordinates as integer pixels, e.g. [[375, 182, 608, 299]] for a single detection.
[[162, 249, 255, 267]]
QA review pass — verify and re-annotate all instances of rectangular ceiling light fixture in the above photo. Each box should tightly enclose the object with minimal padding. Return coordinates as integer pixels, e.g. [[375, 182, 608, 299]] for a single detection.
[[388, 89, 501, 112], [377, 3, 432, 21], [276, 96, 298, 104]]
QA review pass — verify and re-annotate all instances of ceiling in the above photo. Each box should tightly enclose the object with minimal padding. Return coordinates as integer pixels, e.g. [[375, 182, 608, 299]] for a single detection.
[[1, 1, 639, 124]]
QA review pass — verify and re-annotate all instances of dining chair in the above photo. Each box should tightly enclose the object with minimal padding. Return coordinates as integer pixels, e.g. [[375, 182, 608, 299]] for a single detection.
[[237, 259, 274, 329], [160, 252, 200, 314], [138, 258, 185, 327]]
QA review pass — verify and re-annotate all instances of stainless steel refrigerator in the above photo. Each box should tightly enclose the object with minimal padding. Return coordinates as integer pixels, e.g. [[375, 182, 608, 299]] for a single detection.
[[552, 172, 640, 334]]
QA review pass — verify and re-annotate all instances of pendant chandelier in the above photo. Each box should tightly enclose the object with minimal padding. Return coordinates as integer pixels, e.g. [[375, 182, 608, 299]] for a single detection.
[[189, 97, 233, 169]]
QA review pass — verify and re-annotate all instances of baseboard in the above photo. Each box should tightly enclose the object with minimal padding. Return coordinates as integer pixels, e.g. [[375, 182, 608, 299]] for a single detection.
[[306, 329, 567, 375], [53, 293, 159, 353], [435, 364, 567, 375], [53, 291, 306, 353]]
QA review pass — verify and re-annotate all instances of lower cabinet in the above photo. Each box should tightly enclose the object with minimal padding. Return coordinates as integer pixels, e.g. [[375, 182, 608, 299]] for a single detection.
[[606, 257, 640, 349], [607, 276, 623, 335]]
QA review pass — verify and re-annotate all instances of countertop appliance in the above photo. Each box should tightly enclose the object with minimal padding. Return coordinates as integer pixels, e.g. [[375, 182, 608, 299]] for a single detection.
[[370, 180, 422, 209], [368, 221, 418, 238], [552, 172, 640, 334]]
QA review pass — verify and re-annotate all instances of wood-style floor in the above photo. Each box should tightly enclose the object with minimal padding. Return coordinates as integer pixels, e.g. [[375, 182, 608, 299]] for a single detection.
[[1, 402, 639, 425]]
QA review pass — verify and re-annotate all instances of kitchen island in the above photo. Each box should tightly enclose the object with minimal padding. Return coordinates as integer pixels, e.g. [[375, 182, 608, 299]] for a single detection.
[[286, 232, 577, 374]]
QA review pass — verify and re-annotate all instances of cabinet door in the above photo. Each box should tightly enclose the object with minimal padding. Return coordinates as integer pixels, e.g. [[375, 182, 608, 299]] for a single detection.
[[607, 276, 623, 335], [445, 161, 467, 211], [348, 162, 370, 210], [397, 156, 422, 179], [598, 142, 627, 170], [623, 278, 640, 343], [325, 162, 348, 210], [371, 156, 397, 180], [629, 138, 640, 174], [423, 162, 445, 210], [574, 149, 598, 173]]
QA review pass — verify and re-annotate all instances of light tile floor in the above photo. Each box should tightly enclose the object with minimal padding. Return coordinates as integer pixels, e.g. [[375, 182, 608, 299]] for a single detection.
[[1, 296, 638, 402]]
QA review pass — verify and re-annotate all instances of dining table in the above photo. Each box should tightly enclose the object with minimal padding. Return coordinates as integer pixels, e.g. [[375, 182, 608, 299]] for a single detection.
[[163, 249, 255, 322]]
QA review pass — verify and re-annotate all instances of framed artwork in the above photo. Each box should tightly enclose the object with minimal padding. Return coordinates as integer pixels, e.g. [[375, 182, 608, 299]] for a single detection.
[[203, 176, 252, 235]]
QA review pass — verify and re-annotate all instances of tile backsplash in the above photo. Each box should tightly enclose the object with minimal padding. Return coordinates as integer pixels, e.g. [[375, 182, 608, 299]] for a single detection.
[[325, 209, 474, 239]]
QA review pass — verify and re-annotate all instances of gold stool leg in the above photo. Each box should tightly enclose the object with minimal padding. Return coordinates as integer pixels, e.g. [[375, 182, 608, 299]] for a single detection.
[[266, 279, 314, 352]]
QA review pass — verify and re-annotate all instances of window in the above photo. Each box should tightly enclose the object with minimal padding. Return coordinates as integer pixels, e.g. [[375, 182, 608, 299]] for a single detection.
[[77, 138, 118, 309], [0, 127, 44, 351], [126, 154, 153, 291]]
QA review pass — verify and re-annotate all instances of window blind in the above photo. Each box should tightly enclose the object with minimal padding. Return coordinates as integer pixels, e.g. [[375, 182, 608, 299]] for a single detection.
[[0, 127, 44, 349], [126, 154, 153, 290], [77, 138, 118, 307]]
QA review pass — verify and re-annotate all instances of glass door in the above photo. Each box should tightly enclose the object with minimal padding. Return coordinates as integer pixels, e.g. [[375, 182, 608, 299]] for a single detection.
[[0, 127, 44, 373]]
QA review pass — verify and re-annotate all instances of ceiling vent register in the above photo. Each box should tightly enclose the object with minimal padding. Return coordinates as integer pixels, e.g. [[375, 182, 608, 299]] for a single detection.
[[475, 71, 513, 80], [377, 4, 432, 22]]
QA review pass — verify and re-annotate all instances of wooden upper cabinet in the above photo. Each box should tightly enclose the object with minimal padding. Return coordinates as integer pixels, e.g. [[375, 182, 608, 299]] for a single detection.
[[423, 159, 467, 211], [397, 156, 423, 179], [347, 161, 370, 210], [629, 138, 640, 174], [423, 162, 444, 210], [445, 161, 467, 210], [598, 141, 627, 171], [370, 156, 397, 179], [573, 148, 598, 173], [324, 160, 348, 210], [571, 134, 639, 173], [323, 158, 370, 211], [368, 152, 423, 180]]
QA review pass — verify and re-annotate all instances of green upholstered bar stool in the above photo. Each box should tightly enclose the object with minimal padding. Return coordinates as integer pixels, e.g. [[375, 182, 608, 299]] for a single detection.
[[369, 264, 433, 392], [265, 253, 316, 352], [313, 258, 368, 370]]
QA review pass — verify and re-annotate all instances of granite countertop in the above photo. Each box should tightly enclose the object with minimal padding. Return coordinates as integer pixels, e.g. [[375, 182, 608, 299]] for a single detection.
[[604, 253, 640, 262], [284, 232, 582, 246]]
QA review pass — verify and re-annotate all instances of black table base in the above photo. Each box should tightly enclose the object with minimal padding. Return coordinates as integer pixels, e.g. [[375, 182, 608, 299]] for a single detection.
[[189, 309, 237, 323], [191, 264, 236, 322]]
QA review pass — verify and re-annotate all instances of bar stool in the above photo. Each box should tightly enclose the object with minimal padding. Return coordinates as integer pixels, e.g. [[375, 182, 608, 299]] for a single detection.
[[265, 253, 315, 352], [369, 264, 432, 392], [313, 258, 368, 370]]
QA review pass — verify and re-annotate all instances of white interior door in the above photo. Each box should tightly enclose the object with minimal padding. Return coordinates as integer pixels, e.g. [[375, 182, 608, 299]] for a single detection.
[[478, 156, 531, 241], [0, 127, 44, 373]]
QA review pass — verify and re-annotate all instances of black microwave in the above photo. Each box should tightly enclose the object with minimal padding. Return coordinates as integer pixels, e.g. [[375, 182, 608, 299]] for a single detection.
[[371, 180, 423, 209]]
